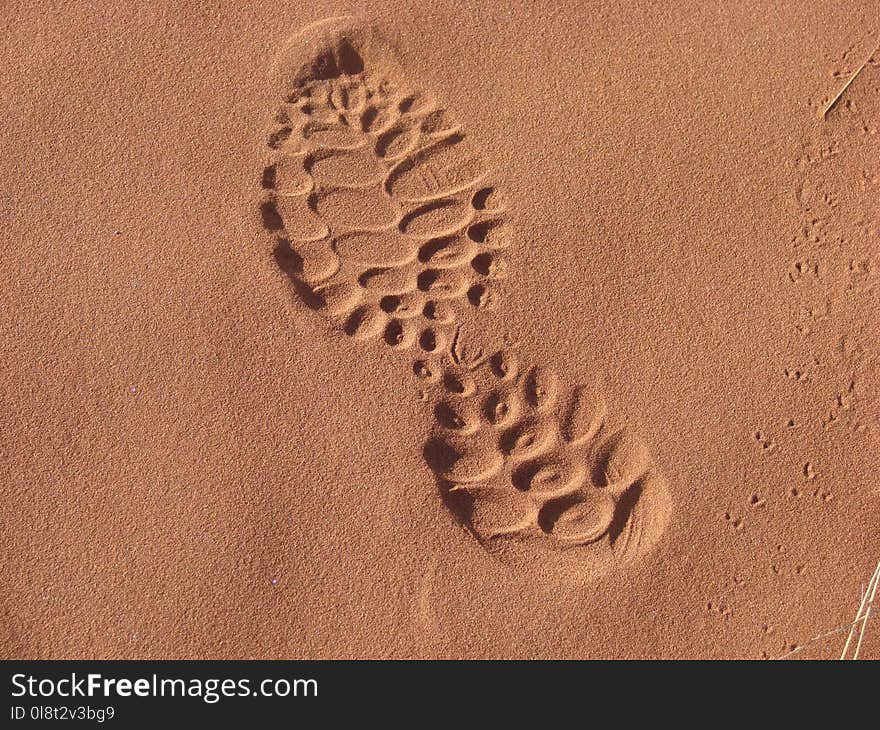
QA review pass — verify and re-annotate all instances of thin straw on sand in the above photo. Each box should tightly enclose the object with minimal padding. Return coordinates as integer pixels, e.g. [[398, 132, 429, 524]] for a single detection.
[[840, 558, 880, 660], [822, 42, 878, 118], [778, 557, 880, 660]]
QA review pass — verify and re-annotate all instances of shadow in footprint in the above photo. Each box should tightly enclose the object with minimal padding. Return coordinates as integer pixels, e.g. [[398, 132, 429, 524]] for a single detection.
[[536, 494, 580, 534], [606, 480, 643, 544], [271, 238, 324, 311], [422, 437, 474, 529], [260, 198, 284, 231]]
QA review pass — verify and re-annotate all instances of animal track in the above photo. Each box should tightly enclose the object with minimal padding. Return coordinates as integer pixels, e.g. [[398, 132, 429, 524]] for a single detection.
[[261, 16, 672, 577]]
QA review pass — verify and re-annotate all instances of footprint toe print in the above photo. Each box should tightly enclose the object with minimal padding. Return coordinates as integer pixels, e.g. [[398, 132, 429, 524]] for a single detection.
[[263, 29, 506, 360], [262, 16, 672, 577]]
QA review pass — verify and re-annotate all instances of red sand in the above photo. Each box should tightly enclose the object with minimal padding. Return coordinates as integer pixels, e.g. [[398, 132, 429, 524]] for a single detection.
[[1, 1, 878, 659]]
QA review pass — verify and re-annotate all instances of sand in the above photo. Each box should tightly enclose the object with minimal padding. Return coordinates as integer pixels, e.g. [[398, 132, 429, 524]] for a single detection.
[[1, 0, 878, 660]]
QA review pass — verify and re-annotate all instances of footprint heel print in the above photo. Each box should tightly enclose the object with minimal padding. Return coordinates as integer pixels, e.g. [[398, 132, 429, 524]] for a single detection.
[[424, 349, 672, 575]]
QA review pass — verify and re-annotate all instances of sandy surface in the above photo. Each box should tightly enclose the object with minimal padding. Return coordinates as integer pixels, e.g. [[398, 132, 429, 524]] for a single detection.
[[1, 0, 878, 659]]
